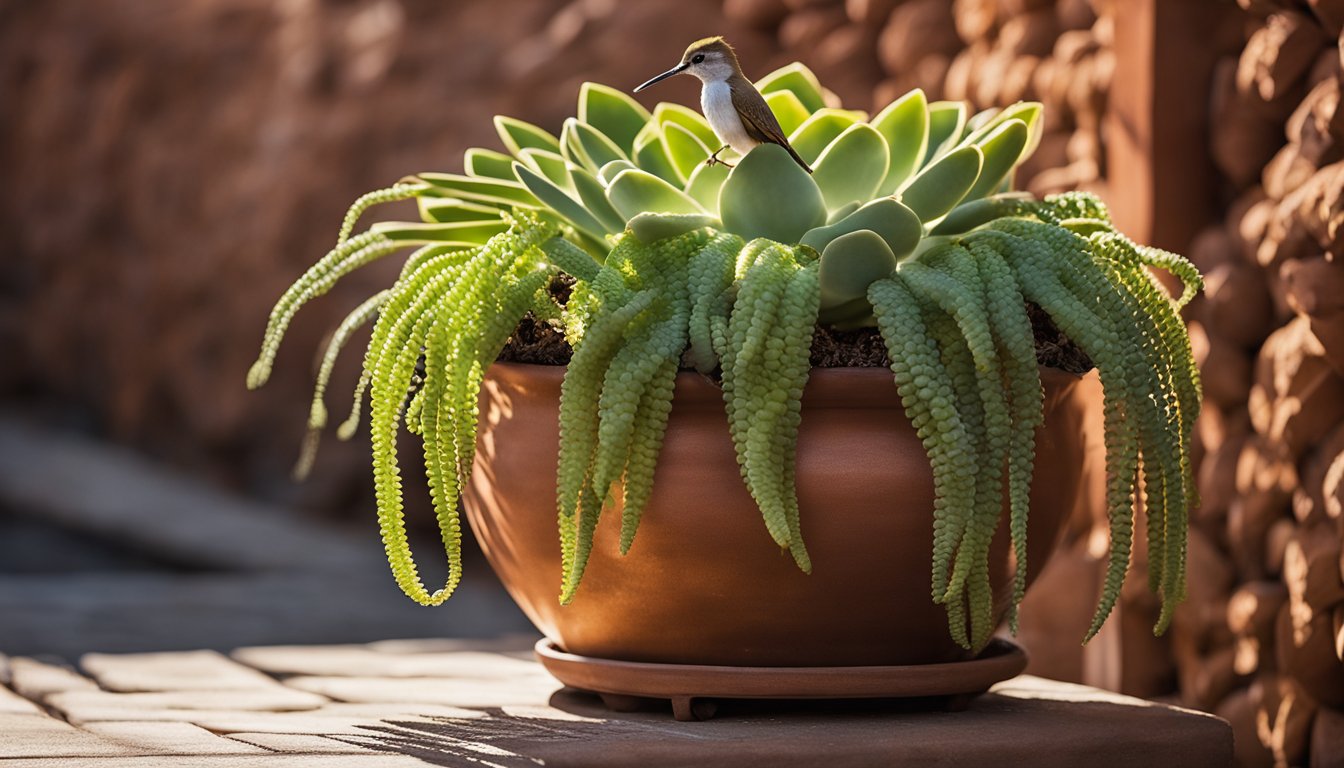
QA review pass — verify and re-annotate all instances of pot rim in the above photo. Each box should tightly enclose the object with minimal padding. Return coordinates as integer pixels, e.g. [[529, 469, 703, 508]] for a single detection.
[[488, 360, 1087, 408]]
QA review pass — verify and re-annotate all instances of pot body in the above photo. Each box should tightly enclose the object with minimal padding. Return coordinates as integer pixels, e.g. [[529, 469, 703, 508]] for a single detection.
[[465, 362, 1088, 666]]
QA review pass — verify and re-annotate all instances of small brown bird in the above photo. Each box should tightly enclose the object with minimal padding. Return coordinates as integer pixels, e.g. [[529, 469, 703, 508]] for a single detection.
[[634, 37, 812, 173]]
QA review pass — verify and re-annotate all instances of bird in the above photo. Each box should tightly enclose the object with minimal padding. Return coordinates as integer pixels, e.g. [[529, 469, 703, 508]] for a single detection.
[[633, 37, 812, 173]]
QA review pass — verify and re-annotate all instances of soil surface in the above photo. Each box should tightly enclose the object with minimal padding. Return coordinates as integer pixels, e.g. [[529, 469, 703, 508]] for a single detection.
[[497, 303, 1095, 375]]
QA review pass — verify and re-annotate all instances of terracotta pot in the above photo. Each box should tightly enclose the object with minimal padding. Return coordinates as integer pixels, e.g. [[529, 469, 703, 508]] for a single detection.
[[465, 362, 1090, 667]]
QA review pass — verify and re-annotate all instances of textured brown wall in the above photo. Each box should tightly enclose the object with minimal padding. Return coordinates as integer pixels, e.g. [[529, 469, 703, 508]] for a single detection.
[[1176, 2, 1344, 764], [0, 0, 1110, 512], [0, 0, 780, 513]]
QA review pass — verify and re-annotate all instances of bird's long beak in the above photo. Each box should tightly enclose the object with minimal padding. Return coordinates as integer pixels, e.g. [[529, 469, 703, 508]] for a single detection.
[[634, 63, 688, 93]]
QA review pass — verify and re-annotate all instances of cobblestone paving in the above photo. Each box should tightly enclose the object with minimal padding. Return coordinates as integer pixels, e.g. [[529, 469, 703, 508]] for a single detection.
[[0, 638, 1235, 767]]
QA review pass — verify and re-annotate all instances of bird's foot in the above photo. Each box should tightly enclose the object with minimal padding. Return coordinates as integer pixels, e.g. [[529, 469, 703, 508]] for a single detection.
[[705, 145, 735, 169]]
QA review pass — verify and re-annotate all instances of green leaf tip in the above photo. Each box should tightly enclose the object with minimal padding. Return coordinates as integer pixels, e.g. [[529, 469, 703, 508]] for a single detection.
[[719, 143, 826, 244]]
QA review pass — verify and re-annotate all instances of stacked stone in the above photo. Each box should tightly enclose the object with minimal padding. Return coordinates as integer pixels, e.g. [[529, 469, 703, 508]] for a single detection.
[[722, 0, 1111, 193], [1178, 2, 1344, 765]]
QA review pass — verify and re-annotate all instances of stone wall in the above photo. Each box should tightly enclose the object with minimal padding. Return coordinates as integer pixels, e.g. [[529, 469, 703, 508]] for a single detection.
[[0, 0, 1106, 513], [0, 0, 779, 512], [1176, 2, 1344, 765], [723, 0, 1112, 194]]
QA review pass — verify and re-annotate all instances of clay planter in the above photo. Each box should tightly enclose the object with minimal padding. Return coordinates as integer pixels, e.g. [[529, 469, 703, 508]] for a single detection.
[[465, 362, 1090, 668]]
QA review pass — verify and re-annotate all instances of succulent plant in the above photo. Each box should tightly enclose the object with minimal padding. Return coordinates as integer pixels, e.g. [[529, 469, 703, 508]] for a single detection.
[[249, 62, 1202, 651]]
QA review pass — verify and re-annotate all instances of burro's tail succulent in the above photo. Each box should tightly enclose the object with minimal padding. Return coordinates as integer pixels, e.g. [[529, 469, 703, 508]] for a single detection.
[[250, 62, 1202, 651]]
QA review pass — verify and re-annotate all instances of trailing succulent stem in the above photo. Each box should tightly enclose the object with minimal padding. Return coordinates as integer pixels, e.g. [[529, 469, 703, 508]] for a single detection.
[[253, 64, 1201, 651]]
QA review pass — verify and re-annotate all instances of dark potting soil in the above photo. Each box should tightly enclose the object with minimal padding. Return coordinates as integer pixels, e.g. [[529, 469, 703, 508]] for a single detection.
[[497, 303, 1094, 376]]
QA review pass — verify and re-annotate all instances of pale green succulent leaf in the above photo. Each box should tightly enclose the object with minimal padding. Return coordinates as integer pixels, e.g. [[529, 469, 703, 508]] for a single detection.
[[417, 197, 504, 224], [928, 192, 1033, 236], [964, 119, 1029, 201], [765, 90, 812, 136], [598, 159, 639, 186], [755, 62, 827, 113], [899, 144, 983, 222], [1012, 102, 1045, 160], [871, 89, 929, 195], [570, 165, 628, 234], [962, 101, 1042, 152], [631, 132, 683, 185], [811, 123, 889, 211], [633, 118, 660, 150], [801, 197, 922, 259], [518, 148, 574, 191], [560, 119, 591, 170], [818, 229, 897, 309], [463, 148, 517, 180], [826, 200, 861, 224], [573, 118, 629, 169], [684, 160, 730, 213], [606, 168, 707, 221], [417, 173, 540, 208], [719, 143, 827, 243], [663, 122, 712, 181], [788, 108, 862, 165], [512, 162, 611, 242], [653, 102, 718, 149], [817, 294, 876, 328], [578, 82, 651, 153], [961, 107, 1001, 140], [369, 219, 508, 245], [493, 115, 561, 157], [627, 211, 719, 244], [922, 101, 968, 167]]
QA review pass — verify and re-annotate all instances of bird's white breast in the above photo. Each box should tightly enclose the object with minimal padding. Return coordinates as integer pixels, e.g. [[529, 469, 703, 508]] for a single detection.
[[702, 80, 756, 156]]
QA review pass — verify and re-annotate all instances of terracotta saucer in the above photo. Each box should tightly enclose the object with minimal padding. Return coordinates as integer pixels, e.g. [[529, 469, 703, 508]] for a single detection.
[[534, 637, 1028, 721]]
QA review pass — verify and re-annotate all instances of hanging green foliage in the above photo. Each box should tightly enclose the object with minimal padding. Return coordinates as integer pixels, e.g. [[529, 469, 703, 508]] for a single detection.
[[251, 63, 1202, 651]]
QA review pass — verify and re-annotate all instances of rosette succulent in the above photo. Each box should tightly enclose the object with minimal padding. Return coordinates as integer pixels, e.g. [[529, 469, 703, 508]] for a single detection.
[[250, 62, 1202, 650]]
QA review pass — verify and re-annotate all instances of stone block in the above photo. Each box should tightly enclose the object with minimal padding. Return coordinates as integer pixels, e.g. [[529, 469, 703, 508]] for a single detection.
[[285, 675, 559, 709], [47, 687, 329, 722], [9, 657, 98, 701], [1277, 604, 1344, 708], [1218, 685, 1276, 768], [877, 0, 959, 75], [0, 712, 137, 759], [1237, 12, 1330, 104], [225, 732, 380, 754], [724, 0, 791, 28], [81, 650, 285, 692], [1203, 261, 1275, 349], [1311, 706, 1344, 768], [231, 645, 543, 679], [84, 721, 266, 755], [0, 686, 41, 715], [1256, 675, 1318, 768]]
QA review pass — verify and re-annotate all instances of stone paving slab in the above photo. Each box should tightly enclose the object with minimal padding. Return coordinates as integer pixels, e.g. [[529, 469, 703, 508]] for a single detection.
[[83, 722, 268, 755], [80, 650, 287, 692], [283, 675, 560, 708], [47, 686, 329, 716], [225, 732, 385, 754], [0, 684, 42, 714], [0, 757, 435, 767], [0, 638, 1233, 767], [232, 645, 546, 678], [8, 657, 99, 699], [0, 712, 139, 759]]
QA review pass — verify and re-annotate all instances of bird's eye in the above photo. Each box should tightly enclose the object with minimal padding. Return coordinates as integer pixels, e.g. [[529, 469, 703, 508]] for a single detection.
[[691, 54, 705, 64]]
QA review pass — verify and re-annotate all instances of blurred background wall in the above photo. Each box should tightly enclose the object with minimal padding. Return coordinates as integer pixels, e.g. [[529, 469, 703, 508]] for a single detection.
[[3, 1, 1344, 764], [0, 0, 1117, 512]]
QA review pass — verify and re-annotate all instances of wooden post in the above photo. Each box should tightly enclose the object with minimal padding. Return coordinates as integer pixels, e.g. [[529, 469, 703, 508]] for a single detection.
[[1105, 0, 1241, 251]]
